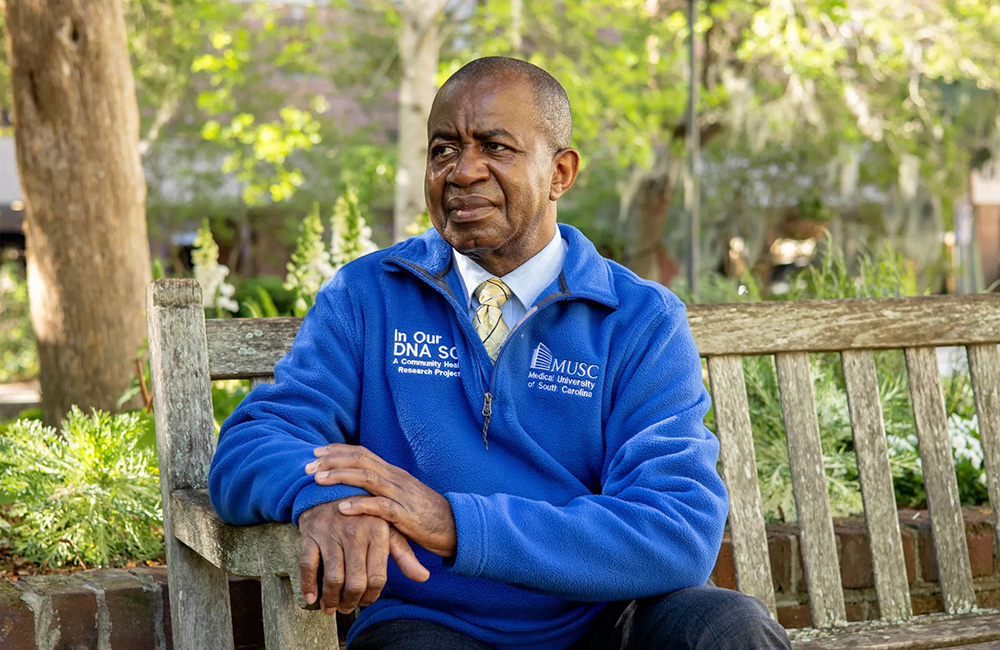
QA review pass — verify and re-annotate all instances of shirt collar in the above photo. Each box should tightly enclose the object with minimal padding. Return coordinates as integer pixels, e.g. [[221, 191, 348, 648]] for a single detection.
[[452, 228, 566, 310]]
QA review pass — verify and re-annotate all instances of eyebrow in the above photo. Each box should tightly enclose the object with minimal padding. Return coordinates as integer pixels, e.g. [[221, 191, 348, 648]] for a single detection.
[[429, 128, 520, 145]]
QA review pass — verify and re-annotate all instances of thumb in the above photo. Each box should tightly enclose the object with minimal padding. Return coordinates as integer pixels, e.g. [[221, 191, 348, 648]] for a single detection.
[[388, 528, 430, 582]]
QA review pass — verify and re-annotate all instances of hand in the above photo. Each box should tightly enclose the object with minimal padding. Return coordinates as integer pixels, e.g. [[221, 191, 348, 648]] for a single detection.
[[306, 444, 458, 558], [297, 499, 429, 615]]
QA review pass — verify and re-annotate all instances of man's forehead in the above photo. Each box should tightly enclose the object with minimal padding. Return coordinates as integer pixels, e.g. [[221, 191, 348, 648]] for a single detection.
[[428, 77, 537, 135]]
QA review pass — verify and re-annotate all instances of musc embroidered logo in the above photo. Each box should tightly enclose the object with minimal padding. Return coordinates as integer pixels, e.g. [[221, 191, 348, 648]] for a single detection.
[[530, 342, 600, 379], [527, 343, 600, 398]]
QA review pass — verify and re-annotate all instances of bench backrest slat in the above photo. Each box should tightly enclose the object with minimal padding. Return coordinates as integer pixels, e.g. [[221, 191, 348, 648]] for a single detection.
[[775, 352, 847, 628], [967, 344, 1000, 566], [840, 349, 913, 622], [687, 295, 1000, 355], [904, 347, 977, 613], [707, 356, 777, 618], [206, 318, 301, 379]]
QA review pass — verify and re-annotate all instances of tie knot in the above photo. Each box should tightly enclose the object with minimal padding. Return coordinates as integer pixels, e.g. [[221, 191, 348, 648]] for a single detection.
[[476, 278, 510, 309]]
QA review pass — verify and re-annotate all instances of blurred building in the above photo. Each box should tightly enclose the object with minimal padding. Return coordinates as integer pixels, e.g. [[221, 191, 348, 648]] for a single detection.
[[0, 134, 26, 260], [971, 164, 1000, 291]]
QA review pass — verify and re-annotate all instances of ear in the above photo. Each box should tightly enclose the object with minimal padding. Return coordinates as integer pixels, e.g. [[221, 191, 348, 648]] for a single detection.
[[549, 148, 580, 201]]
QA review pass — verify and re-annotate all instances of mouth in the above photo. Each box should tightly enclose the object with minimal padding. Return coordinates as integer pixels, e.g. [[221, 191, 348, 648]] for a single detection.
[[445, 195, 496, 223]]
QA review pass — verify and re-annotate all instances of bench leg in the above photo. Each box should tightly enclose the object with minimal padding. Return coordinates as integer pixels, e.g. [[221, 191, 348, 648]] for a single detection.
[[262, 574, 339, 650], [166, 537, 236, 649]]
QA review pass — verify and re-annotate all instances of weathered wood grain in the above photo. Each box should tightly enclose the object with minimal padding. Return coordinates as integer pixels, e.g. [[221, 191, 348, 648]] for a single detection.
[[707, 356, 777, 618], [688, 295, 1000, 356], [790, 611, 1000, 649], [249, 376, 275, 389], [904, 347, 976, 614], [147, 279, 235, 650], [841, 350, 912, 622], [775, 352, 846, 628], [170, 489, 292, 576], [206, 317, 302, 379], [203, 296, 1000, 377], [262, 574, 339, 650], [967, 344, 1000, 564]]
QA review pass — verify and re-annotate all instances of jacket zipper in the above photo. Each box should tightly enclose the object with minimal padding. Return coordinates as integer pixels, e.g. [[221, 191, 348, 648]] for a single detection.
[[386, 256, 572, 449], [480, 289, 570, 447]]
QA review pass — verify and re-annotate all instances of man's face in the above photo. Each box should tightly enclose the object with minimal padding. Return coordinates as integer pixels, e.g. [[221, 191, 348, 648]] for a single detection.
[[424, 75, 559, 275]]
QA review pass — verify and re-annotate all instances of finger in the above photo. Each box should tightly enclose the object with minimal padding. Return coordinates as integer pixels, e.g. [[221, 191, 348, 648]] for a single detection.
[[312, 468, 397, 497], [319, 543, 346, 615], [307, 446, 394, 476], [337, 496, 404, 523], [339, 534, 369, 614], [389, 528, 430, 583], [360, 527, 389, 607], [298, 537, 321, 605]]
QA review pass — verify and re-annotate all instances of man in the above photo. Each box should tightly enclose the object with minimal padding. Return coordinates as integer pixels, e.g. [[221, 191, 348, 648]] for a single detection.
[[209, 57, 790, 649]]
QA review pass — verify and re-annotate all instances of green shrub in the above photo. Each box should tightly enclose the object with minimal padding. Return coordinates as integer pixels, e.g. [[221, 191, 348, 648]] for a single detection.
[[697, 241, 982, 521], [0, 407, 162, 567], [0, 261, 38, 383], [236, 276, 295, 317]]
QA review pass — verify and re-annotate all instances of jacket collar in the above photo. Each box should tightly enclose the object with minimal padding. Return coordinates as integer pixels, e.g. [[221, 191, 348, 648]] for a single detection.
[[383, 224, 619, 310]]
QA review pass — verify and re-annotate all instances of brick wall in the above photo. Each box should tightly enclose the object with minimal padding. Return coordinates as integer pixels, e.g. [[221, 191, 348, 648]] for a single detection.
[[710, 507, 1000, 629], [0, 567, 265, 649], [2, 508, 997, 648]]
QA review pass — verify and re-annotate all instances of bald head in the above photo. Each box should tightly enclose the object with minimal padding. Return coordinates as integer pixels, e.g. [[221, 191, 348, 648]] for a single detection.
[[435, 57, 573, 153]]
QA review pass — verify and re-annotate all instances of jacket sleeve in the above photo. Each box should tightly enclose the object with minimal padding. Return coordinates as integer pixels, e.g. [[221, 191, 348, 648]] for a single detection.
[[208, 275, 368, 526], [444, 302, 728, 601]]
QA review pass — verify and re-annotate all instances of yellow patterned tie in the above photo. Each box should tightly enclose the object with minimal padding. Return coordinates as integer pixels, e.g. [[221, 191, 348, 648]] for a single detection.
[[474, 278, 511, 361]]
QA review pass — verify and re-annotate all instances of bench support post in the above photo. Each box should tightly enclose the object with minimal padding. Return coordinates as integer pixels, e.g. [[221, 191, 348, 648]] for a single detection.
[[147, 279, 236, 649]]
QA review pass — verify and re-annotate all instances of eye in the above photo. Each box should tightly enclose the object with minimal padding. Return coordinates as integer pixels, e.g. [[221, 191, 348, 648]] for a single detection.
[[432, 144, 457, 158], [484, 142, 509, 153]]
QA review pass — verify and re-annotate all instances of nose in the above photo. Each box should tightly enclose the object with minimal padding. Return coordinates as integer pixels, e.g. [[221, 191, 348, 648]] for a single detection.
[[446, 147, 490, 186]]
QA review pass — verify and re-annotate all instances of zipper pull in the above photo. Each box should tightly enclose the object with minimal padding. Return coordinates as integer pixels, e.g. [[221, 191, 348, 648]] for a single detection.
[[481, 392, 493, 449]]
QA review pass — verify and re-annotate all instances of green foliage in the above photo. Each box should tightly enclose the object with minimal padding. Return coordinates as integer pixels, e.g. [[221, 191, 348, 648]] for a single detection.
[[699, 243, 981, 521], [284, 205, 334, 317], [212, 381, 250, 432], [192, 220, 239, 316], [405, 210, 433, 237], [329, 186, 378, 270], [0, 262, 38, 383], [0, 408, 162, 567], [236, 276, 295, 318], [282, 189, 378, 316]]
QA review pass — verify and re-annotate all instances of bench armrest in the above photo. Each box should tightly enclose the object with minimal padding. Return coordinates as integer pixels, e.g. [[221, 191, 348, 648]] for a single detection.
[[170, 489, 313, 609]]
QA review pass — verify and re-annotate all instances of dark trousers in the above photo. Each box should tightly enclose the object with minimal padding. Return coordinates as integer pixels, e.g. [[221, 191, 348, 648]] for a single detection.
[[349, 586, 792, 650]]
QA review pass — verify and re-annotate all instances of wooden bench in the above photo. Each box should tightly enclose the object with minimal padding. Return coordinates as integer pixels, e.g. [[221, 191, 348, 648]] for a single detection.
[[146, 278, 1000, 649]]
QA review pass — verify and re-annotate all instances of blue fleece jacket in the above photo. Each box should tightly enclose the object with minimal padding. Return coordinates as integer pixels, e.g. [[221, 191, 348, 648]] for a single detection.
[[208, 224, 728, 649]]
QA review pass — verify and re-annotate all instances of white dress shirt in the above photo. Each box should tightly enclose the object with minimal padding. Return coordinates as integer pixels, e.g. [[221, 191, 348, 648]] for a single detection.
[[452, 228, 566, 329]]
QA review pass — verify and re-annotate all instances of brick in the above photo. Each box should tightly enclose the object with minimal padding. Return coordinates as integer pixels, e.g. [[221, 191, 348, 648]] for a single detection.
[[967, 527, 994, 577], [845, 601, 870, 623], [910, 520, 938, 584], [767, 533, 797, 595], [229, 576, 264, 649], [911, 593, 944, 616], [79, 569, 158, 650], [836, 526, 873, 589], [710, 535, 736, 591], [19, 574, 99, 649], [977, 588, 1000, 609], [776, 603, 811, 629], [901, 529, 917, 585], [0, 580, 36, 650], [129, 566, 172, 649]]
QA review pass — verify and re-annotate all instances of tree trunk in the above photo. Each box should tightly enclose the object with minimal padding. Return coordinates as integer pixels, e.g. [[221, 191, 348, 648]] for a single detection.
[[2, 0, 150, 426], [623, 155, 685, 284], [393, 0, 447, 242]]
